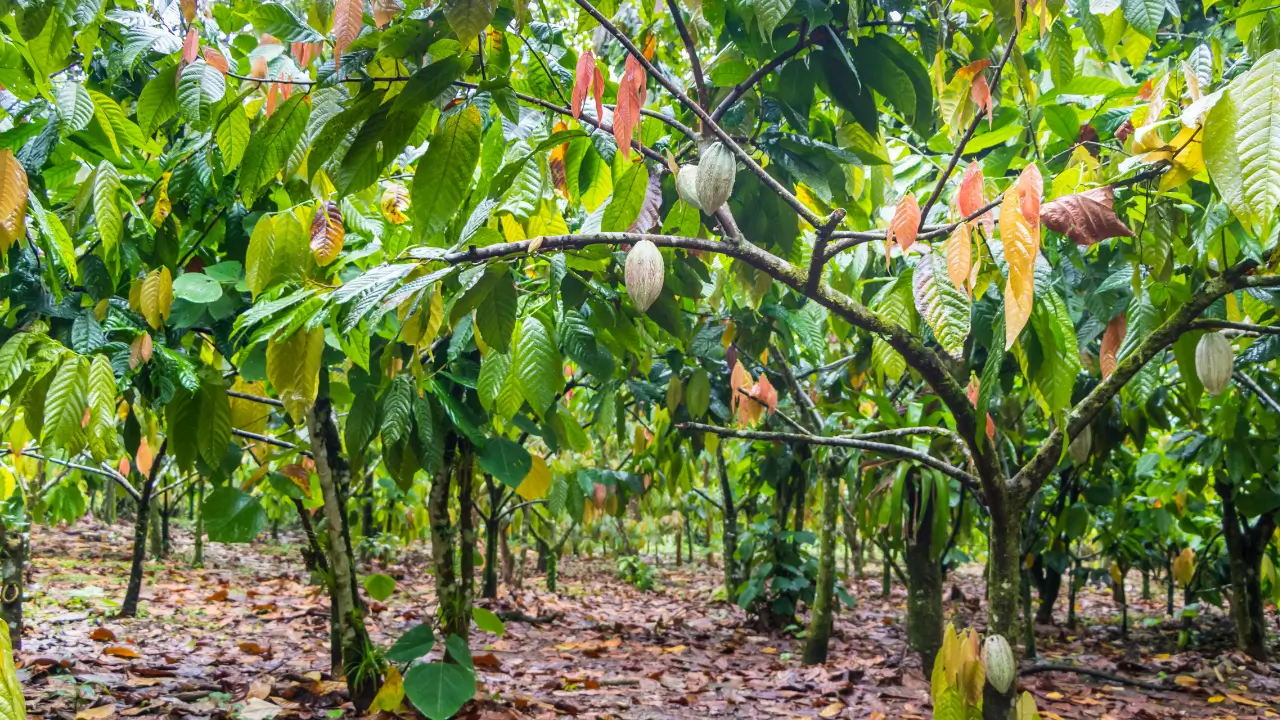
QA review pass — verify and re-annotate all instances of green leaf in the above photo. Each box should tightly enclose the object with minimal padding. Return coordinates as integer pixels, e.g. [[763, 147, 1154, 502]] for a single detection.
[[85, 355, 117, 463], [851, 34, 933, 137], [93, 161, 123, 276], [252, 3, 325, 42], [198, 373, 232, 467], [177, 60, 226, 129], [28, 190, 78, 283], [1204, 50, 1280, 235], [514, 316, 563, 418], [0, 333, 32, 397], [475, 270, 517, 353], [240, 95, 311, 202], [479, 437, 532, 489], [412, 105, 483, 235], [57, 80, 94, 135], [216, 104, 251, 170], [136, 65, 179, 135], [345, 387, 379, 460], [601, 161, 650, 233], [911, 251, 970, 359], [202, 486, 267, 543], [380, 375, 415, 446], [1123, 0, 1165, 39], [388, 623, 435, 663], [364, 573, 397, 601], [443, 0, 495, 45], [477, 350, 511, 412], [471, 607, 505, 636], [871, 273, 916, 383], [686, 368, 710, 418], [404, 660, 476, 720], [754, 0, 795, 42], [172, 272, 223, 304], [42, 355, 88, 455]]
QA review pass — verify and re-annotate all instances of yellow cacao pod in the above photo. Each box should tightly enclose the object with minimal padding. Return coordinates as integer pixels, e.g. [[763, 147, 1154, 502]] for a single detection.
[[1068, 425, 1092, 464], [695, 142, 735, 212], [1195, 331, 1233, 395], [980, 634, 1016, 694], [1172, 547, 1195, 587], [675, 165, 704, 211], [624, 239, 664, 312]]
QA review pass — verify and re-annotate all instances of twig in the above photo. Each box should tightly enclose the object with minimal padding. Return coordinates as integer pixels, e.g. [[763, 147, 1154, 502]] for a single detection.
[[664, 0, 710, 110], [1233, 371, 1280, 415], [7, 451, 142, 502], [710, 23, 814, 123], [231, 428, 314, 458], [227, 389, 285, 408], [1191, 319, 1280, 335], [1019, 663, 1181, 692]]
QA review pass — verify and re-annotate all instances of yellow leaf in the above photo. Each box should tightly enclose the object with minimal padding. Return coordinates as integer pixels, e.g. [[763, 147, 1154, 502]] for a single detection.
[[0, 148, 29, 256], [75, 704, 116, 720], [1016, 691, 1039, 720], [0, 610, 24, 720], [230, 380, 271, 434], [369, 665, 405, 713], [150, 172, 172, 227], [381, 183, 409, 224], [516, 455, 552, 501], [1000, 187, 1037, 349], [1227, 693, 1264, 707], [309, 201, 344, 266], [0, 467, 12, 503], [1207, 695, 1225, 703], [266, 327, 325, 422], [140, 267, 173, 329]]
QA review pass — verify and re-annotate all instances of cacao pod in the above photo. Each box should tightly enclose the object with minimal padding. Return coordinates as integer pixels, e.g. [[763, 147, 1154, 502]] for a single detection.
[[1067, 425, 1092, 464], [624, 239, 664, 312], [695, 142, 735, 212], [1195, 332, 1233, 395], [1172, 548, 1195, 587], [980, 635, 1015, 694], [676, 165, 704, 211]]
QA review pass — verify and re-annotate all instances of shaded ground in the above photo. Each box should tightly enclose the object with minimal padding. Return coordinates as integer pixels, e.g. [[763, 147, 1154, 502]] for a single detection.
[[11, 521, 1280, 719]]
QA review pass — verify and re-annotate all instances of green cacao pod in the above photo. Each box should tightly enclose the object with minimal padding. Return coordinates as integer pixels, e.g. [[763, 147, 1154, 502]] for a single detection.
[[624, 239, 664, 312], [695, 142, 735, 212], [1195, 332, 1233, 395], [1068, 425, 1092, 464], [980, 634, 1016, 694], [676, 165, 704, 211]]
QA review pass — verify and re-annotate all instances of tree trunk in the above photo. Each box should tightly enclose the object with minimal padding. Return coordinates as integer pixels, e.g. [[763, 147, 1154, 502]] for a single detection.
[[192, 481, 204, 568], [121, 441, 167, 618], [1141, 568, 1151, 600], [148, 500, 164, 559], [1021, 567, 1036, 659], [0, 516, 24, 648], [1219, 478, 1273, 661], [429, 437, 465, 640], [102, 479, 116, 524], [983, 499, 1023, 720], [1067, 558, 1080, 629], [1032, 554, 1062, 626], [904, 473, 942, 671], [1165, 555, 1175, 617], [456, 446, 475, 641], [803, 462, 840, 665], [306, 381, 380, 713], [675, 523, 682, 567], [716, 446, 740, 597], [500, 522, 515, 589]]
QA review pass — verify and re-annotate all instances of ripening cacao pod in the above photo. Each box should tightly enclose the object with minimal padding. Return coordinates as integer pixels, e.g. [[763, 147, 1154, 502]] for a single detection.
[[676, 165, 704, 211], [980, 635, 1016, 694], [695, 142, 735, 212], [624, 239, 664, 312], [1195, 332, 1233, 395], [1068, 425, 1092, 464]]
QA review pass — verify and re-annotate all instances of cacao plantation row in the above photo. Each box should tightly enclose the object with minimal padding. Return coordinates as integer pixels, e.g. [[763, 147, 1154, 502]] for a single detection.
[[0, 0, 1279, 718]]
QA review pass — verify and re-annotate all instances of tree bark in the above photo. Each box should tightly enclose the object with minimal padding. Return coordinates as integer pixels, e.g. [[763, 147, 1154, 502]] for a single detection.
[[102, 479, 116, 524], [1218, 478, 1273, 661], [482, 477, 502, 599], [148, 500, 164, 559], [904, 473, 942, 671], [192, 481, 204, 568], [982, 495, 1023, 720], [121, 441, 167, 618], [1032, 555, 1062, 626], [0, 515, 24, 648], [306, 380, 380, 713], [803, 462, 840, 665], [456, 445, 476, 642], [716, 445, 740, 597], [429, 437, 465, 639]]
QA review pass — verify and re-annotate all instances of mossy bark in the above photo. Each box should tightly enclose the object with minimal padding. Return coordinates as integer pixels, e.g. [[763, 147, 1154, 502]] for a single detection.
[[482, 477, 501, 599], [904, 473, 942, 671], [0, 515, 24, 648], [456, 446, 475, 641], [306, 381, 380, 713], [192, 481, 204, 568], [803, 463, 840, 665], [1218, 478, 1274, 661], [982, 498, 1023, 720], [121, 441, 166, 618], [715, 445, 740, 597]]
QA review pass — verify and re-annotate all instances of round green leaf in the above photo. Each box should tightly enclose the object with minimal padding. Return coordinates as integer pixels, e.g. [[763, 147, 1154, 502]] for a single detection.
[[471, 607, 505, 637], [172, 272, 224, 304], [202, 486, 267, 543], [478, 437, 532, 489], [364, 573, 396, 601], [387, 623, 435, 663], [404, 660, 475, 720]]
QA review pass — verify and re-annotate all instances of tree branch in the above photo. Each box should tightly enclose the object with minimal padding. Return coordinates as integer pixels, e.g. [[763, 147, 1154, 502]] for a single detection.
[[709, 23, 815, 123], [232, 428, 314, 458], [1233, 371, 1280, 414], [227, 389, 285, 407], [7, 451, 142, 502], [664, 0, 710, 110], [1191, 319, 1280, 335], [676, 422, 981, 492]]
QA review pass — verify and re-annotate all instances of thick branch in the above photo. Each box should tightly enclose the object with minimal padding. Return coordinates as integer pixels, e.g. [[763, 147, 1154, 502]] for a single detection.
[[227, 389, 285, 407], [9, 451, 142, 502], [677, 422, 981, 492], [664, 0, 710, 110]]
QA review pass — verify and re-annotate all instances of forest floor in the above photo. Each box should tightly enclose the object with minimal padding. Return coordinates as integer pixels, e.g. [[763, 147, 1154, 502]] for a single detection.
[[9, 521, 1280, 719]]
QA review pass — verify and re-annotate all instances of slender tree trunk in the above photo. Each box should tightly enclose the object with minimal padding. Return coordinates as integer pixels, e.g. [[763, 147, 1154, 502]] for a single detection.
[[429, 438, 463, 639], [1141, 568, 1151, 600], [148, 501, 164, 559], [1219, 479, 1273, 661], [804, 462, 840, 665], [121, 441, 167, 618], [102, 480, 116, 524], [192, 481, 204, 568], [1032, 554, 1062, 625], [983, 497, 1023, 720], [306, 381, 380, 713], [715, 445, 740, 597], [500, 522, 515, 588], [482, 479, 501, 599], [1068, 558, 1080, 629], [456, 446, 475, 642], [881, 543, 892, 599], [0, 515, 24, 648], [1165, 555, 1175, 617], [1021, 567, 1036, 659], [904, 474, 942, 671]]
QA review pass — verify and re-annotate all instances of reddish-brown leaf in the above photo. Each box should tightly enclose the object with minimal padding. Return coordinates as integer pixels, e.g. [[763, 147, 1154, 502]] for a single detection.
[[887, 193, 920, 254], [970, 73, 992, 125], [550, 121, 570, 199], [1040, 187, 1135, 247], [966, 376, 995, 442], [181, 0, 196, 23], [265, 81, 280, 115], [572, 49, 596, 119], [90, 627, 117, 643], [372, 0, 403, 28], [729, 361, 753, 420], [749, 375, 778, 414], [956, 162, 986, 221], [946, 222, 972, 297], [181, 27, 199, 65], [250, 55, 268, 79], [1100, 313, 1126, 379], [614, 55, 646, 159], [591, 66, 605, 121], [333, 0, 363, 71], [592, 482, 607, 509], [129, 333, 153, 370], [1016, 163, 1042, 230], [310, 201, 344, 266], [628, 171, 663, 233], [202, 48, 229, 74]]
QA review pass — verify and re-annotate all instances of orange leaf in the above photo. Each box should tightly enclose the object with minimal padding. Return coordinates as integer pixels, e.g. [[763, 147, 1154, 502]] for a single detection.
[[956, 162, 987, 225], [592, 482, 607, 509], [202, 48, 229, 74], [550, 121, 570, 200], [1099, 313, 1126, 379], [205, 588, 229, 601], [238, 642, 271, 656], [181, 27, 199, 65], [0, 148, 30, 255], [946, 222, 972, 296], [90, 627, 117, 642], [332, 0, 363, 72], [265, 81, 280, 115], [888, 193, 920, 254], [591, 66, 605, 122], [970, 73, 992, 126], [1000, 187, 1037, 350], [104, 646, 142, 659], [129, 333, 152, 370], [614, 55, 646, 159], [250, 56, 268, 79], [749, 375, 778, 414], [310, 201, 344, 266], [117, 456, 131, 478], [729, 361, 753, 418], [181, 0, 196, 23], [1017, 164, 1043, 231], [966, 377, 995, 442], [372, 0, 403, 28], [572, 49, 595, 119]]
